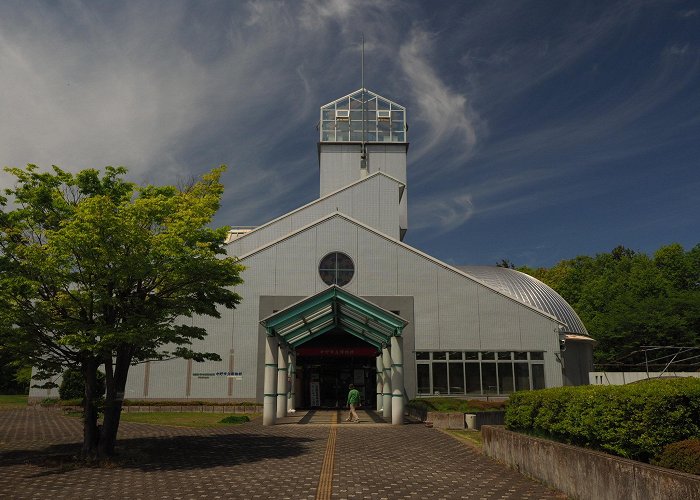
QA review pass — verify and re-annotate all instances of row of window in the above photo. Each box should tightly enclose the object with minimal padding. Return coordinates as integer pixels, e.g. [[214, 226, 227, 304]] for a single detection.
[[416, 351, 546, 396]]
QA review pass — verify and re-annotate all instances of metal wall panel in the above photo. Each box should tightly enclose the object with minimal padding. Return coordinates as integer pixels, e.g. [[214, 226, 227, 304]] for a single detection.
[[228, 174, 401, 258], [319, 144, 363, 195], [356, 230, 399, 296], [436, 268, 481, 350], [146, 358, 188, 398], [397, 250, 439, 351], [518, 310, 558, 351], [123, 363, 146, 400], [273, 229, 317, 295], [476, 286, 522, 350], [367, 144, 407, 182], [368, 145, 407, 232]]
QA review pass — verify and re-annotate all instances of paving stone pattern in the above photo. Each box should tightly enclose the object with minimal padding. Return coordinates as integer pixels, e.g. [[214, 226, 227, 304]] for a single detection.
[[0, 408, 565, 499]]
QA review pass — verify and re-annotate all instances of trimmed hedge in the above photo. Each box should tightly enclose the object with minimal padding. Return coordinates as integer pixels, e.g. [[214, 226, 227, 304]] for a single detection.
[[505, 378, 700, 462], [653, 439, 700, 475]]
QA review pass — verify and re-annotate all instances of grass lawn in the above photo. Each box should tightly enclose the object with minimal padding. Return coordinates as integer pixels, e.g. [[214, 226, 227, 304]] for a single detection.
[[446, 429, 483, 449], [119, 411, 258, 427], [0, 394, 28, 409]]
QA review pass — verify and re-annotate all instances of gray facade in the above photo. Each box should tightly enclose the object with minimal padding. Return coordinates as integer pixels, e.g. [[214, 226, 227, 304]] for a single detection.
[[30, 88, 594, 404]]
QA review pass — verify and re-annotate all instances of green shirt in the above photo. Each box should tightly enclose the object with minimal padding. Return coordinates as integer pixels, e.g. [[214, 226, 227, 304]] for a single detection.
[[347, 388, 360, 405]]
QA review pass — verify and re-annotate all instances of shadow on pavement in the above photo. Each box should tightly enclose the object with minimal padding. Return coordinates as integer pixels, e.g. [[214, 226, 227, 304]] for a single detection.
[[0, 432, 314, 475]]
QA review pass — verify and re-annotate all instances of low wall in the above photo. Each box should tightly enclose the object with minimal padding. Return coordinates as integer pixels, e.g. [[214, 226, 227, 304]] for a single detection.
[[482, 426, 700, 500], [418, 411, 505, 430]]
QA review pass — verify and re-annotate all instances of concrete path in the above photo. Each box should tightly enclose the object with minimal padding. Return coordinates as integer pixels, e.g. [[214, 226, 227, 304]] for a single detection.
[[0, 408, 566, 499]]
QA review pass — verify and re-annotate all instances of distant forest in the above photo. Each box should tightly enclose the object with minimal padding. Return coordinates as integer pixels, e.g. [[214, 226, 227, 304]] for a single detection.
[[517, 243, 700, 371]]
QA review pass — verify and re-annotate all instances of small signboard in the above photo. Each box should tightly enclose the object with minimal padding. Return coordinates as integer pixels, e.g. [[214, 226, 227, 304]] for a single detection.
[[310, 381, 320, 407]]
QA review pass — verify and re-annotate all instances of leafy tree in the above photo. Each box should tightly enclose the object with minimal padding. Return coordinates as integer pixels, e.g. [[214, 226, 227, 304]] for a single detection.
[[519, 244, 700, 368], [0, 164, 243, 459]]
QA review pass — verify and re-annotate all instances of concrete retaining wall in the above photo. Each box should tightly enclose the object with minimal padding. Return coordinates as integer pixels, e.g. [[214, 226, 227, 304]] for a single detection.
[[421, 411, 505, 430], [482, 426, 700, 500]]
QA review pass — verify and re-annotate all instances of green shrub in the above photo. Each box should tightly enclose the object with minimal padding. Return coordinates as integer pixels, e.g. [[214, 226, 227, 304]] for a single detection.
[[653, 439, 700, 475], [505, 378, 700, 462], [58, 368, 106, 401], [219, 415, 250, 424]]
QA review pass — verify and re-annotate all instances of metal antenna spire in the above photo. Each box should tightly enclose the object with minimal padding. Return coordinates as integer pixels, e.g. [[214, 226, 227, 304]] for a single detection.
[[361, 34, 367, 175]]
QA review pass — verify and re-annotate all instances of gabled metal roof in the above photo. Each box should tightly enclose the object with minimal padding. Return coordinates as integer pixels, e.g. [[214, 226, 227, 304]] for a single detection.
[[260, 285, 408, 349]]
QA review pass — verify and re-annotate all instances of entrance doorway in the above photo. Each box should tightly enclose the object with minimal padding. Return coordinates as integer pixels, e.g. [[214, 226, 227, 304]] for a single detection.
[[295, 329, 378, 409]]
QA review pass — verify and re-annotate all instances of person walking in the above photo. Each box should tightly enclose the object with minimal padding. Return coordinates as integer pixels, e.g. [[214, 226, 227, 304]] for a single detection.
[[345, 384, 360, 423]]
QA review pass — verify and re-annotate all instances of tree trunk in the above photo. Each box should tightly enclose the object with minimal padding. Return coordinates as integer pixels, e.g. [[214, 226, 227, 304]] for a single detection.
[[81, 357, 100, 461], [98, 347, 132, 458]]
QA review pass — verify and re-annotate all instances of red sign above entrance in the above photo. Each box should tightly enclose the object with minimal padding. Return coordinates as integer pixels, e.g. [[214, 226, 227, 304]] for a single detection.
[[296, 346, 378, 357]]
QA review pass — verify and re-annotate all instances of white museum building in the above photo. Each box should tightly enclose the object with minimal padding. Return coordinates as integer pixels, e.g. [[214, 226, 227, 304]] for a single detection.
[[31, 88, 595, 424]]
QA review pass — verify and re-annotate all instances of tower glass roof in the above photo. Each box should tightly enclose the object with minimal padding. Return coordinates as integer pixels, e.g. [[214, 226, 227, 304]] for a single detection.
[[319, 88, 406, 143]]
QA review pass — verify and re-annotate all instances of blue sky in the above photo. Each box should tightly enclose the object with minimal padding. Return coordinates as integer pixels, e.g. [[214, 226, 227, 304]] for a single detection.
[[1, 1, 698, 268]]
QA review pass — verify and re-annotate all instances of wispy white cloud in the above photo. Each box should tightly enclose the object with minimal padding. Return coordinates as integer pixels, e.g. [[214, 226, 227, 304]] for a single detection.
[[398, 27, 481, 164]]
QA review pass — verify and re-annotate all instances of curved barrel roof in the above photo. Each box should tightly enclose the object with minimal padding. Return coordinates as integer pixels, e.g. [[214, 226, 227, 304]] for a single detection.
[[456, 266, 589, 336]]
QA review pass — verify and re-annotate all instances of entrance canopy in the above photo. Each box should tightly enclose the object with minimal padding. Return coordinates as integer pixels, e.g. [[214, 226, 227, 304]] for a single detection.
[[260, 285, 408, 349]]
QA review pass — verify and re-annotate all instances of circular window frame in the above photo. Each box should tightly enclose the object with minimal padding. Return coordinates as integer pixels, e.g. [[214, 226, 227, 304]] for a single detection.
[[318, 252, 355, 287]]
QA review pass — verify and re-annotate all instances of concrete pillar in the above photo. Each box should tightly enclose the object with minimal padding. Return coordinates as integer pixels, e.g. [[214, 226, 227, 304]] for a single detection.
[[287, 350, 296, 413], [390, 336, 404, 425], [382, 344, 392, 420], [263, 336, 278, 426], [276, 344, 288, 419], [376, 355, 383, 411]]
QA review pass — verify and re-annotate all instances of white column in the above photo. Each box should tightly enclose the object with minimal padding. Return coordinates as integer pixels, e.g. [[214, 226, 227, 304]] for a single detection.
[[382, 344, 392, 420], [287, 350, 296, 413], [263, 335, 278, 426], [277, 344, 288, 419], [376, 355, 383, 411], [390, 336, 404, 425]]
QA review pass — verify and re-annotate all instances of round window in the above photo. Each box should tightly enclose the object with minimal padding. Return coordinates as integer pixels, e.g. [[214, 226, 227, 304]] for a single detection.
[[319, 252, 355, 286]]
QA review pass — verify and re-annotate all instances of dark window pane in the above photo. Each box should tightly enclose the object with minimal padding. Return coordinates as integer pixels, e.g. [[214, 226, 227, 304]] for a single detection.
[[319, 253, 335, 270], [448, 351, 463, 360], [498, 363, 514, 394], [532, 364, 545, 389], [530, 352, 544, 360], [336, 270, 353, 286], [515, 363, 530, 391], [449, 363, 465, 394], [481, 351, 495, 360], [417, 364, 431, 394], [415, 352, 429, 360], [433, 351, 446, 360], [319, 270, 335, 285], [432, 363, 447, 395], [336, 253, 353, 270], [498, 352, 512, 360], [464, 351, 478, 360], [465, 363, 481, 393], [482, 363, 497, 394], [514, 352, 528, 360]]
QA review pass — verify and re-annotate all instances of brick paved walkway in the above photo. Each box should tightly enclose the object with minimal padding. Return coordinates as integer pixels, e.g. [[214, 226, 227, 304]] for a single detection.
[[0, 408, 566, 499]]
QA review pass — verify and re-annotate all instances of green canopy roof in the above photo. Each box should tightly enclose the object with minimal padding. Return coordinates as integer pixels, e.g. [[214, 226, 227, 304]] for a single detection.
[[260, 286, 408, 349]]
